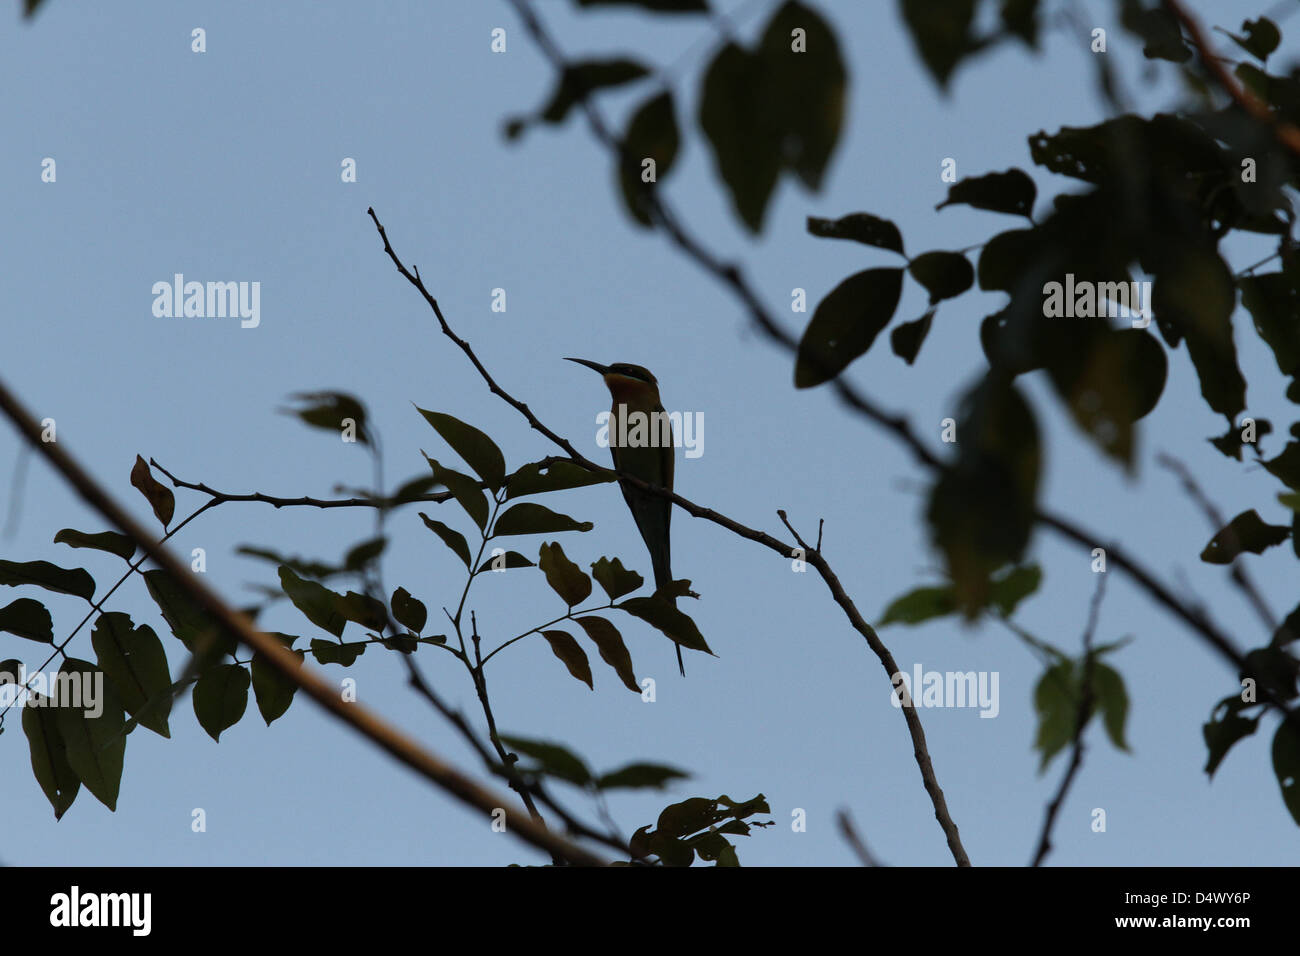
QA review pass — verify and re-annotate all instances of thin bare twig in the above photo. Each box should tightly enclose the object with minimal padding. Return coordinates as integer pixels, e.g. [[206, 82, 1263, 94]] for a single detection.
[[837, 808, 885, 867]]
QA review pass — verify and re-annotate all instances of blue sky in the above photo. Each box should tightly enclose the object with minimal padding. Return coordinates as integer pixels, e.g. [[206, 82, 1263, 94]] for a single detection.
[[2, 0, 1297, 866]]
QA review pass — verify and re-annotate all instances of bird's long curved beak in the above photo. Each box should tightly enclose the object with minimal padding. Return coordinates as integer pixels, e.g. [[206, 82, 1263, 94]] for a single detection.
[[564, 357, 611, 375]]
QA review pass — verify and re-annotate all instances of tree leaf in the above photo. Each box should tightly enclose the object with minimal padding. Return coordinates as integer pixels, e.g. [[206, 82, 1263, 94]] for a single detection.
[[281, 391, 371, 445], [343, 536, 386, 572], [1091, 662, 1130, 752], [698, 43, 781, 232], [620, 91, 680, 226], [0, 598, 53, 643], [53, 528, 135, 561], [90, 612, 172, 738], [878, 585, 956, 626], [536, 59, 650, 126], [23, 699, 80, 819], [538, 542, 593, 607], [494, 502, 593, 535], [806, 213, 904, 255], [1033, 659, 1076, 772], [575, 616, 640, 692], [423, 456, 489, 531], [192, 663, 250, 742], [907, 251, 974, 304], [900, 0, 981, 89], [1200, 509, 1291, 564], [505, 460, 613, 498], [476, 550, 536, 574], [591, 556, 645, 600], [54, 658, 126, 810], [597, 762, 689, 790], [988, 563, 1041, 616], [0, 559, 95, 602], [416, 408, 507, 490], [277, 567, 346, 639], [142, 569, 235, 659], [130, 455, 175, 528], [1203, 694, 1261, 777], [251, 635, 302, 725], [890, 310, 935, 365], [499, 735, 594, 785], [937, 168, 1036, 217], [390, 587, 427, 634], [977, 228, 1038, 292], [540, 630, 594, 689], [618, 596, 712, 653], [310, 639, 365, 667], [418, 512, 473, 569], [336, 590, 389, 631], [1271, 716, 1300, 825], [794, 268, 905, 388]]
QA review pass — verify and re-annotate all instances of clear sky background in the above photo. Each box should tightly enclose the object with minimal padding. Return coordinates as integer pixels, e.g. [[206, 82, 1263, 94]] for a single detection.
[[2, 0, 1298, 866]]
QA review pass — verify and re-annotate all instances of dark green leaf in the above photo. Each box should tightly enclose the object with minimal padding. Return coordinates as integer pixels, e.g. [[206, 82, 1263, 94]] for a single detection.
[[1033, 659, 1076, 772], [0, 559, 95, 602], [908, 251, 974, 304], [494, 502, 593, 535], [343, 537, 386, 572], [281, 391, 371, 445], [236, 546, 337, 580], [390, 587, 427, 634], [277, 567, 346, 639], [597, 762, 689, 790], [977, 228, 1038, 291], [937, 168, 1036, 217], [1203, 694, 1260, 777], [142, 569, 235, 659], [476, 550, 536, 573], [794, 268, 905, 388], [538, 59, 650, 126], [1224, 17, 1280, 61], [1265, 442, 1300, 490], [699, 43, 781, 232], [1272, 717, 1300, 824], [1120, 0, 1191, 63], [806, 213, 905, 255], [1151, 245, 1244, 422], [1000, 0, 1039, 47], [620, 91, 680, 226], [618, 596, 712, 653], [130, 455, 175, 528], [251, 635, 302, 725], [416, 408, 507, 490], [540, 630, 594, 689], [423, 456, 489, 531], [53, 529, 134, 561], [192, 663, 250, 742], [23, 699, 79, 819], [1046, 328, 1168, 467], [336, 591, 389, 631], [591, 556, 644, 600], [890, 309, 935, 365], [55, 658, 126, 810], [499, 735, 593, 785], [575, 616, 640, 692], [1200, 510, 1291, 563], [878, 585, 955, 626], [538, 542, 593, 607], [310, 639, 366, 667], [0, 598, 53, 643], [90, 612, 171, 738], [1091, 662, 1130, 752], [419, 512, 473, 569], [505, 460, 613, 498], [900, 0, 980, 89], [988, 563, 1041, 617]]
